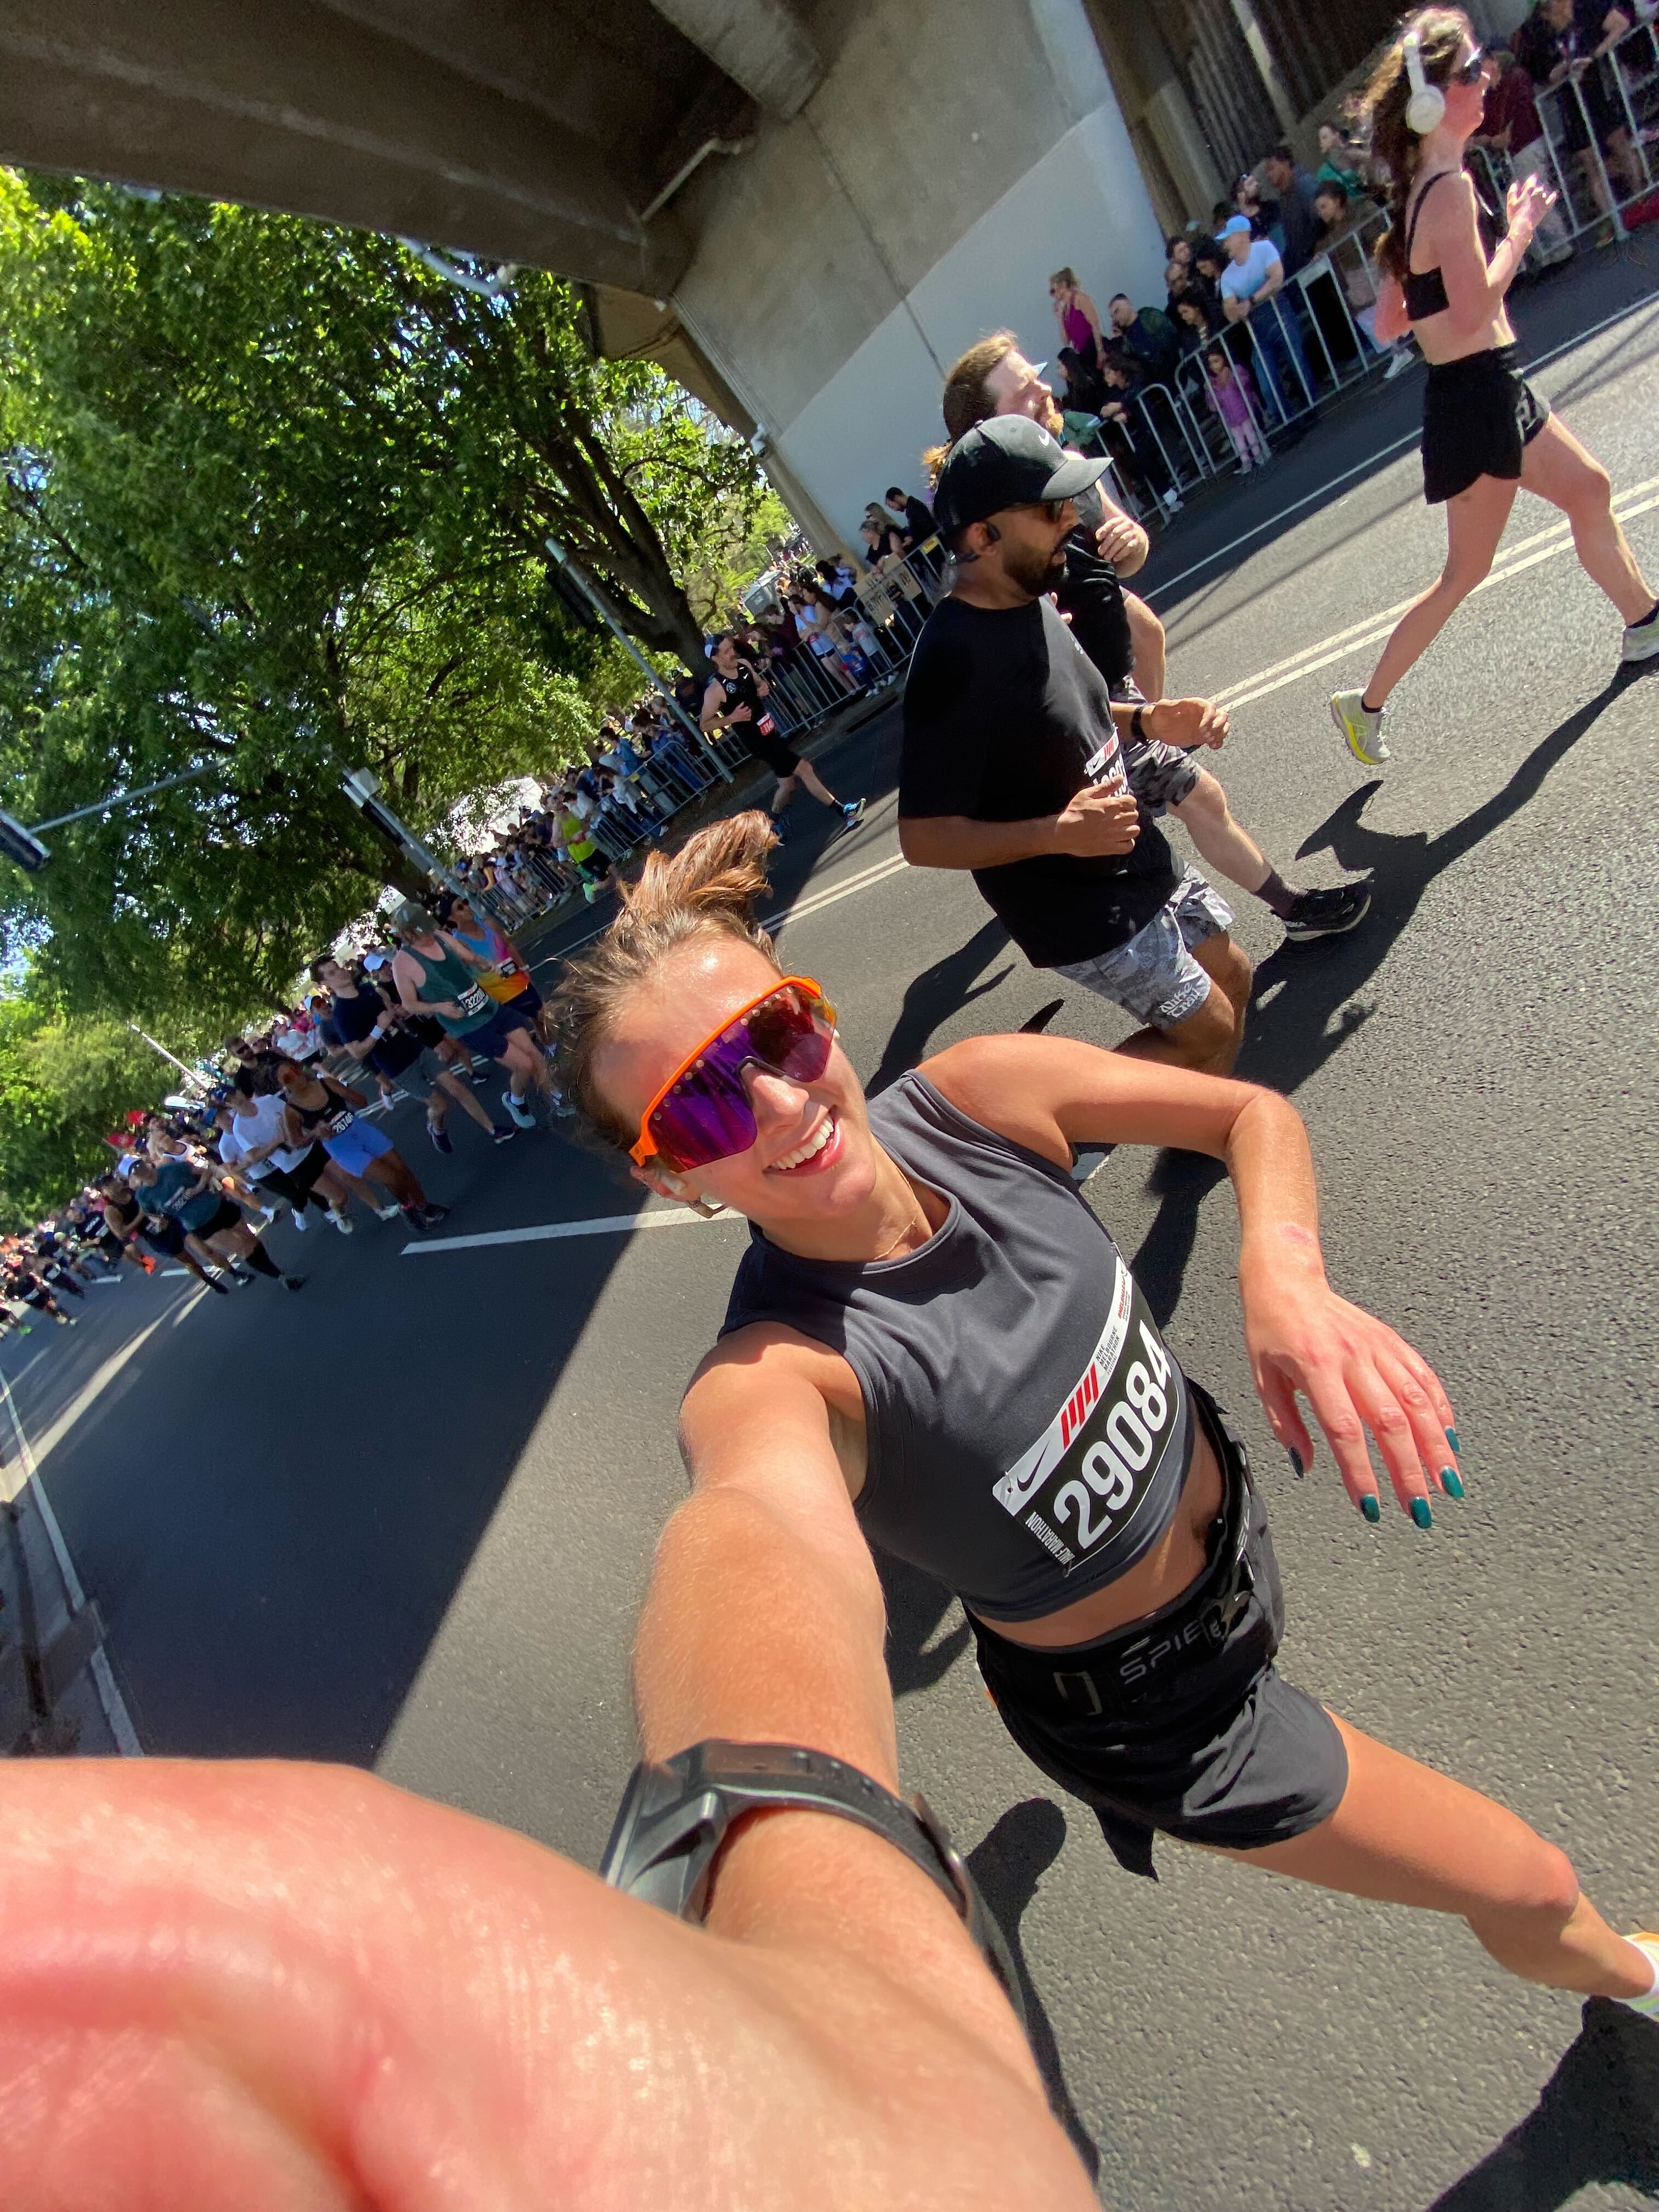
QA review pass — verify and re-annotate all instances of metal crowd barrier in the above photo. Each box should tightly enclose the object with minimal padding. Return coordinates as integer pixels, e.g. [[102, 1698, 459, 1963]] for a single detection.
[[1079, 204, 1413, 498], [1531, 21, 1659, 241]]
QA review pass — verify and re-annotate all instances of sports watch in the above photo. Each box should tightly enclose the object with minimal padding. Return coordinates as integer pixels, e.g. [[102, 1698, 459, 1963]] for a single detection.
[[600, 1739, 1029, 2037], [1129, 703, 1148, 741]]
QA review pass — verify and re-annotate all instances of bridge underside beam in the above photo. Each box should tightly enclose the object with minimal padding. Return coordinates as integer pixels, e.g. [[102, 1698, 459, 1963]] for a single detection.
[[0, 0, 695, 295]]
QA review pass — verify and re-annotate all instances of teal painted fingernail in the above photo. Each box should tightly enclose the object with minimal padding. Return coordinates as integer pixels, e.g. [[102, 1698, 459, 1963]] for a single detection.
[[1446, 1427, 1461, 1457], [1411, 1498, 1434, 1529], [1360, 1495, 1381, 1523], [1288, 1447, 1304, 1477], [1441, 1467, 1464, 1499]]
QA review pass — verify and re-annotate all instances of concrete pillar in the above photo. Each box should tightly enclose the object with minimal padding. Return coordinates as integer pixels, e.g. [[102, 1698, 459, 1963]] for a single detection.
[[1228, 0, 1300, 137]]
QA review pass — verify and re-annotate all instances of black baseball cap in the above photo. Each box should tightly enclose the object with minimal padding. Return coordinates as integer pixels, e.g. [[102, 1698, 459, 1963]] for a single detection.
[[932, 414, 1107, 538]]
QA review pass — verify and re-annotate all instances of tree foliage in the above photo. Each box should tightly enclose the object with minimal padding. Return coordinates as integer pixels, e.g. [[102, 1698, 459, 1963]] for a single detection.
[[0, 980, 170, 1233], [0, 173, 768, 1032]]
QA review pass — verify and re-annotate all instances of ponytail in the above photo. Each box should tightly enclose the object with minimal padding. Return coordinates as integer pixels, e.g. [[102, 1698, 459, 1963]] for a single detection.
[[1362, 8, 1472, 280], [551, 811, 781, 1146]]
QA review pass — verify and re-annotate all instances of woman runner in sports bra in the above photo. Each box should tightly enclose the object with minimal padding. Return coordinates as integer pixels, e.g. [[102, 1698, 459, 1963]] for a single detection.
[[1330, 8, 1658, 768], [554, 811, 1659, 2022]]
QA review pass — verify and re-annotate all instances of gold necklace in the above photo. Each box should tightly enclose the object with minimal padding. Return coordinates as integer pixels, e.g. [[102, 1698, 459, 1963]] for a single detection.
[[871, 1194, 929, 1261]]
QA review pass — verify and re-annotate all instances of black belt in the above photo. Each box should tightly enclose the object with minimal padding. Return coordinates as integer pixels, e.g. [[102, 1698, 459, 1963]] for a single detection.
[[975, 1381, 1257, 1722]]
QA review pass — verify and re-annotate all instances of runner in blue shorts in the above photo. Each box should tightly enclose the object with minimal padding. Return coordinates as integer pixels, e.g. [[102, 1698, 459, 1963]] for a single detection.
[[273, 1058, 447, 1233]]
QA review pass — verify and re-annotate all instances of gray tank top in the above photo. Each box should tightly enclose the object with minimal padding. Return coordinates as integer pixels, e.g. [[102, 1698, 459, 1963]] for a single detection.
[[720, 1071, 1193, 1623]]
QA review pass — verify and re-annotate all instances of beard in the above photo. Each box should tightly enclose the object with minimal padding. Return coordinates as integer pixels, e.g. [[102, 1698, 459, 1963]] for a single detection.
[[1005, 535, 1068, 596]]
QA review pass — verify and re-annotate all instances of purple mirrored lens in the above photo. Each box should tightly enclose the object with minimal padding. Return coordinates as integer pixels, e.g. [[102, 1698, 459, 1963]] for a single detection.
[[647, 994, 832, 1170]]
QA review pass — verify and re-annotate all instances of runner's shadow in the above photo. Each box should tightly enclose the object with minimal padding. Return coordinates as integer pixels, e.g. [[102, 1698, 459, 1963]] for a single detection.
[[874, 1546, 972, 1695], [1130, 672, 1635, 1324], [1425, 1999, 1659, 2208], [966, 1798, 1103, 2181], [868, 918, 1012, 1096]]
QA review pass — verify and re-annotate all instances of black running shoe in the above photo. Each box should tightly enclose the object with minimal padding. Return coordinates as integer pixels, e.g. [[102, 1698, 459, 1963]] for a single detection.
[[410, 1204, 449, 1229], [490, 1123, 517, 1145], [427, 1120, 453, 1154], [469, 1068, 491, 1086], [1282, 882, 1372, 940], [206, 1275, 232, 1295], [283, 1273, 307, 1292]]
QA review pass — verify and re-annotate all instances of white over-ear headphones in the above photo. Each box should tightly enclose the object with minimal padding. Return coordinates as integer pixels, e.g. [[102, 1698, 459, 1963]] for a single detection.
[[1403, 29, 1446, 134]]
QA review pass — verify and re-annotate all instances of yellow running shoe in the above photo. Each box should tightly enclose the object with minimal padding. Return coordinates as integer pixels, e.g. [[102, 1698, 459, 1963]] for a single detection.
[[1622, 1932, 1659, 2017], [1330, 689, 1391, 766]]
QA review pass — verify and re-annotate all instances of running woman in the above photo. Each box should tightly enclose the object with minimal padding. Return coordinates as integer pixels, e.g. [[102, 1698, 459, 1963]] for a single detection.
[[552, 812, 1659, 2029], [1331, 8, 1659, 766], [939, 336, 1371, 941], [272, 1057, 446, 1232], [701, 633, 865, 844]]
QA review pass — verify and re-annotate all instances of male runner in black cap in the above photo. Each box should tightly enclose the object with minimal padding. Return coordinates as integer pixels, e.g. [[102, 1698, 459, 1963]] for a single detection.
[[899, 415, 1250, 1075]]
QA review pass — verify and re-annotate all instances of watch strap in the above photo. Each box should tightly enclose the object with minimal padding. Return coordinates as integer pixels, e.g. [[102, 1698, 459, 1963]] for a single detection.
[[1130, 703, 1147, 740], [599, 1740, 1028, 2038]]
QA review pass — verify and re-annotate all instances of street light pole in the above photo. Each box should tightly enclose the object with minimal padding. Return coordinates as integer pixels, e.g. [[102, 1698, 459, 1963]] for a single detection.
[[123, 1021, 210, 1093], [542, 537, 733, 783], [338, 769, 467, 899]]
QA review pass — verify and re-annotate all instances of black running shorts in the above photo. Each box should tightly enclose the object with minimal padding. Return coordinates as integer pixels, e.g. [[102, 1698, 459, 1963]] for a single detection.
[[1421, 344, 1549, 505], [970, 1383, 1348, 1878]]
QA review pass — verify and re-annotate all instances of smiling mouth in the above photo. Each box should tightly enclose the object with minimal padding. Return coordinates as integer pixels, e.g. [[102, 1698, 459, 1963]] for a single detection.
[[767, 1108, 839, 1175]]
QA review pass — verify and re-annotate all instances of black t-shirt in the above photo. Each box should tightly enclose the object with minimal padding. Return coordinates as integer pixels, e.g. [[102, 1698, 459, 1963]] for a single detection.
[[320, 988, 424, 1079], [899, 496, 935, 546], [899, 594, 1177, 968], [1054, 479, 1133, 691]]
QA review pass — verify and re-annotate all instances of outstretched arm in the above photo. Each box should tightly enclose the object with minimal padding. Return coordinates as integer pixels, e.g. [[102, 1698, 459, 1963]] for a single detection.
[[0, 1756, 1094, 2212], [926, 1035, 1462, 1521]]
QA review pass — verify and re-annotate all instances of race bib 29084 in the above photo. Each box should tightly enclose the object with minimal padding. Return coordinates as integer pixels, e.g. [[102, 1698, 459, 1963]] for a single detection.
[[992, 1255, 1185, 1574]]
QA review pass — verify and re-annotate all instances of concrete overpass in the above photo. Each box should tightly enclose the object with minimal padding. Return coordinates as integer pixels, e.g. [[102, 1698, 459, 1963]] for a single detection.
[[0, 0, 1177, 547]]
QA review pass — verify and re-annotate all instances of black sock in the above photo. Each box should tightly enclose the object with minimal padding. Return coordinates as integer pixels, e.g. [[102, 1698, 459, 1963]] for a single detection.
[[1359, 690, 1385, 714], [1630, 599, 1659, 630], [1255, 867, 1298, 918], [242, 1242, 281, 1280]]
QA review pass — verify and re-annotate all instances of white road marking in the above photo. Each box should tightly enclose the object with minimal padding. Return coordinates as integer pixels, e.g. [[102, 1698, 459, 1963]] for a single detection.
[[170, 1286, 211, 1328], [770, 851, 909, 930], [14, 1313, 174, 1472], [1148, 291, 1659, 607], [0, 1364, 144, 1755], [402, 1206, 742, 1256], [1211, 483, 1659, 715]]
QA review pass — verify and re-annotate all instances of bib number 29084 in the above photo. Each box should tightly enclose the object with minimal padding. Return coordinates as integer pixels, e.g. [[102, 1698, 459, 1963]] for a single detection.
[[1052, 1324, 1171, 1550]]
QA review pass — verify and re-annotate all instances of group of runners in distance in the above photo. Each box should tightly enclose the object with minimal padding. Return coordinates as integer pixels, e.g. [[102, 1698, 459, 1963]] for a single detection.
[[5, 13, 1656, 2199], [0, 889, 574, 1337]]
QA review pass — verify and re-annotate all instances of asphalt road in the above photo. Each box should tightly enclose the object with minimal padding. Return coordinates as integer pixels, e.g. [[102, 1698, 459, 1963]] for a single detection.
[[7, 246, 1659, 2209]]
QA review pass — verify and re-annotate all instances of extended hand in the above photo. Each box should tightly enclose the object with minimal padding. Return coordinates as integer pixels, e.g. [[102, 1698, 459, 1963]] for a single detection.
[[1146, 696, 1229, 749], [1506, 173, 1556, 241], [1054, 785, 1141, 856], [1094, 512, 1148, 568], [0, 1760, 1093, 2212], [1242, 1248, 1462, 1520]]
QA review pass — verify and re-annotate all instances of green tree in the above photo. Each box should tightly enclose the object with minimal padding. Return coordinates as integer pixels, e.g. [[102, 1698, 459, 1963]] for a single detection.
[[0, 981, 170, 1233], [0, 174, 766, 1030]]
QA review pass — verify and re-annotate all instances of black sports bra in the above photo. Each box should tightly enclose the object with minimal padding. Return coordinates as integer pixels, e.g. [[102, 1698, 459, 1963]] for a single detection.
[[1402, 168, 1503, 322]]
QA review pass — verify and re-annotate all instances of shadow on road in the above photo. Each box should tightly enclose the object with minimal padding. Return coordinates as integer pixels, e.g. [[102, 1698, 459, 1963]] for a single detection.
[[874, 1546, 970, 1696], [966, 1797, 1103, 2182], [1130, 669, 1641, 1324], [1426, 1999, 1659, 2208], [868, 917, 1012, 1097]]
